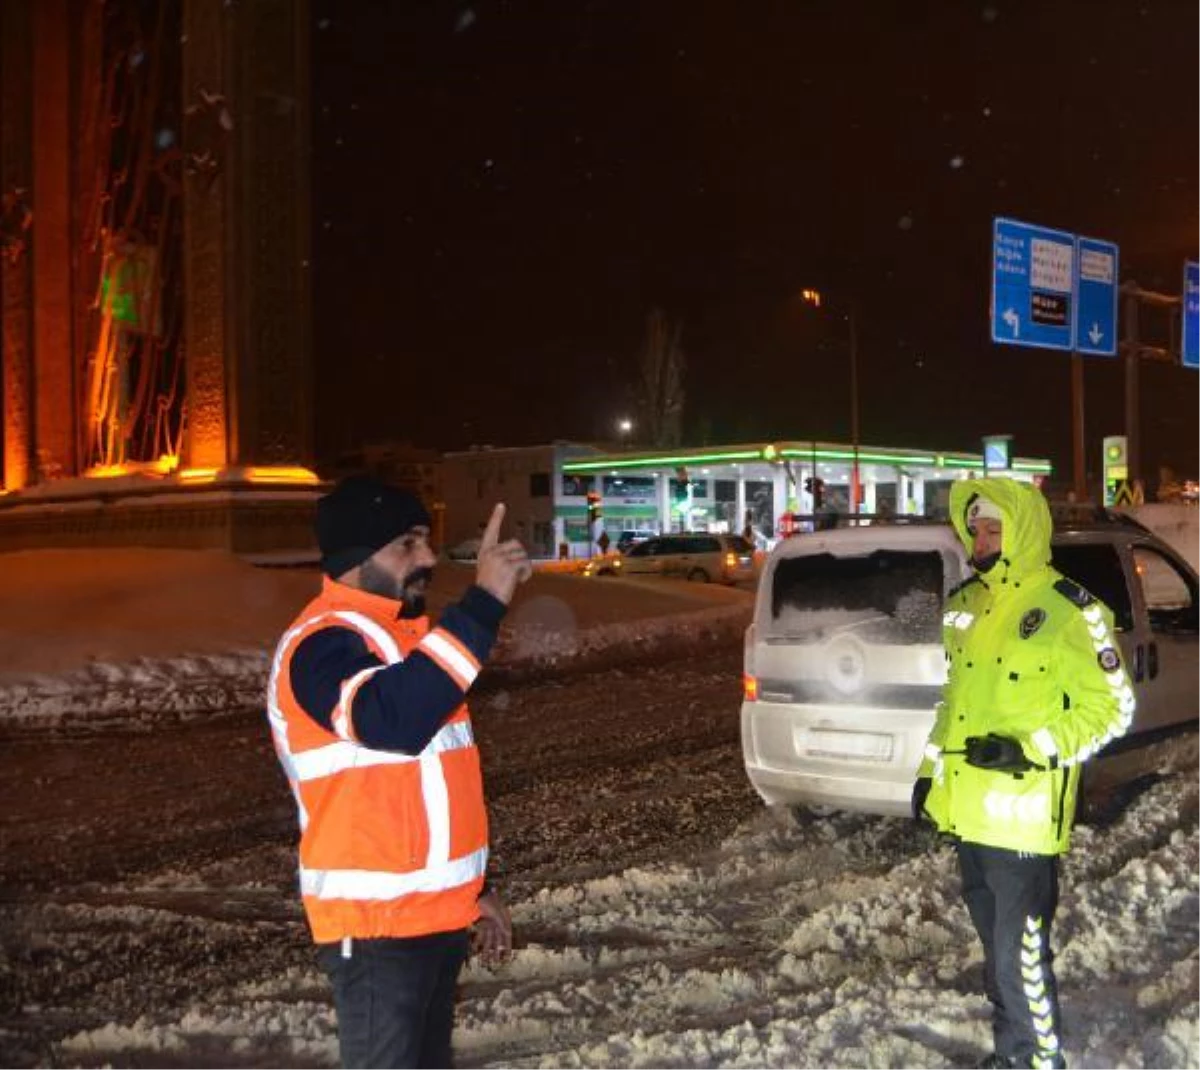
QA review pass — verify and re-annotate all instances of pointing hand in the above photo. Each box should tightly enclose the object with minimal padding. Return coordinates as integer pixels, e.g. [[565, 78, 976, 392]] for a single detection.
[[475, 503, 532, 605]]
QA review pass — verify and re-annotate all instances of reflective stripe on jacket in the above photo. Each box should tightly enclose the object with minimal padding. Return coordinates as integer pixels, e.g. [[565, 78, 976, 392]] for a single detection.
[[268, 580, 488, 942]]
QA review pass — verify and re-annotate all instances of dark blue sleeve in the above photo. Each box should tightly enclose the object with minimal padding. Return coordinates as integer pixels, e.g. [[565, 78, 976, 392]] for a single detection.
[[288, 584, 507, 755]]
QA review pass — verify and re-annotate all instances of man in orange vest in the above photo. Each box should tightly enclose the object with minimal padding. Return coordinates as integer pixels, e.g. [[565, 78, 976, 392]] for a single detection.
[[268, 475, 531, 1068]]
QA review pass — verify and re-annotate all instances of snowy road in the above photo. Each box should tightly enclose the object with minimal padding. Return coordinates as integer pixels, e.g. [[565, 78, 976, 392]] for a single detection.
[[1, 643, 1196, 1068]]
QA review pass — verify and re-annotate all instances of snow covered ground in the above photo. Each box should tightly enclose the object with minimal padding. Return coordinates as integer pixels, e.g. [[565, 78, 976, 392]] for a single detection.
[[36, 739, 1199, 1070], [1, 548, 1196, 1069]]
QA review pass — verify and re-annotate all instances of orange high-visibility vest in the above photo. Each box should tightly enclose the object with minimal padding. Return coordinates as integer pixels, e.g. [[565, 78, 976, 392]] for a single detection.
[[268, 579, 488, 943]]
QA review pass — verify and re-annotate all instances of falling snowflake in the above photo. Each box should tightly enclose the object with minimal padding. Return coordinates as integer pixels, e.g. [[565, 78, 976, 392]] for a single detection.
[[456, 8, 477, 32], [982, 106, 992, 117], [317, 18, 331, 30], [949, 155, 965, 169], [898, 215, 914, 230]]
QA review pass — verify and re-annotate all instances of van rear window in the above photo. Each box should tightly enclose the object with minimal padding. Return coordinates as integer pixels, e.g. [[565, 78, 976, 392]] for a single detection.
[[770, 550, 944, 644]]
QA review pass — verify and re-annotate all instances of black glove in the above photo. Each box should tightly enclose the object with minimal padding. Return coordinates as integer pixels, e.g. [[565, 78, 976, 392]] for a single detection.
[[964, 733, 1032, 772], [911, 776, 932, 822]]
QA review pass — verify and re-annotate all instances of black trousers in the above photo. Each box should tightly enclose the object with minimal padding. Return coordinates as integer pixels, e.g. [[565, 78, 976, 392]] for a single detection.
[[956, 842, 1064, 1068], [316, 929, 470, 1069]]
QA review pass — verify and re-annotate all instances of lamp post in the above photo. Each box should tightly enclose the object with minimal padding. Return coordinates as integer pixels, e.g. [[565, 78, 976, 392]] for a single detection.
[[801, 289, 861, 516]]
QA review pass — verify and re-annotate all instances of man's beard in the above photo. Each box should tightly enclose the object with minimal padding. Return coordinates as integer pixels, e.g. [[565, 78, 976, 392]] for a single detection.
[[359, 561, 434, 617]]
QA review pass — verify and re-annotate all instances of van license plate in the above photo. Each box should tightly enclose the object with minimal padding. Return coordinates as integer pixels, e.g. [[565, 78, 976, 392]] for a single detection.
[[803, 729, 894, 762]]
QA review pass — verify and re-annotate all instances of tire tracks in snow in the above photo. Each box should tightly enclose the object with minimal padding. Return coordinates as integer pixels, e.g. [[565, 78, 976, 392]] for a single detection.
[[453, 739, 1199, 1069]]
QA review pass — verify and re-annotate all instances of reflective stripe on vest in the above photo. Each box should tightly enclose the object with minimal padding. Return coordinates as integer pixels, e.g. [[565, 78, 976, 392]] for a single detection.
[[289, 720, 475, 781], [301, 845, 489, 901], [267, 607, 483, 890]]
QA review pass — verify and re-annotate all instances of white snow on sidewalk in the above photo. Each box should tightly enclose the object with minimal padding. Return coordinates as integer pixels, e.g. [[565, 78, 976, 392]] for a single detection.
[[0, 547, 751, 731]]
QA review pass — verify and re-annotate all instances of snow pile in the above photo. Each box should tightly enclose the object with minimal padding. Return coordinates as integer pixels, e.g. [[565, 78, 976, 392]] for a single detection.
[[0, 602, 749, 732], [0, 547, 750, 731], [0, 651, 270, 733], [48, 748, 1198, 1069]]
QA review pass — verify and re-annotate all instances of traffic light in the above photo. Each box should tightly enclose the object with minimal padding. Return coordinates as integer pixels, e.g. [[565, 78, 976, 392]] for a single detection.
[[586, 489, 602, 524]]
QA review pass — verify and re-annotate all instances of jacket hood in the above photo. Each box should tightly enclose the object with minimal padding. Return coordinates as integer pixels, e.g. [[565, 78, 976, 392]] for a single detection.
[[949, 478, 1052, 583]]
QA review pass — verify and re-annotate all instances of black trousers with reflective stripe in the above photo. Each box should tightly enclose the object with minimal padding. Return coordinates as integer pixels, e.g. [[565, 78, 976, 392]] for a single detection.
[[957, 842, 1064, 1067]]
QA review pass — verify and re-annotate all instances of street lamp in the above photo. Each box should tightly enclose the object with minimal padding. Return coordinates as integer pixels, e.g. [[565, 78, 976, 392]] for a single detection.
[[801, 289, 860, 517], [616, 417, 633, 446]]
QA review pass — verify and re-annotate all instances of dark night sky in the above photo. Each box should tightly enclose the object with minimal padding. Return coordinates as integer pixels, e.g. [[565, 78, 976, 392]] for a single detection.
[[312, 0, 1198, 485]]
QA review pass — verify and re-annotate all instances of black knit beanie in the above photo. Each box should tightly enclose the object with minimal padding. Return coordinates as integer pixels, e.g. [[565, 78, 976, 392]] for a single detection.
[[316, 475, 432, 578]]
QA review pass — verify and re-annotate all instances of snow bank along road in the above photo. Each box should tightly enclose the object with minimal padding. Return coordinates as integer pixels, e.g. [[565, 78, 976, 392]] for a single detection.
[[1, 640, 1196, 1068]]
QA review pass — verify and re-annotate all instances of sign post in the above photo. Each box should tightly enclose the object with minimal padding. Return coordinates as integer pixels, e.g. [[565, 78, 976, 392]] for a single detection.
[[1075, 238, 1119, 357], [982, 434, 1013, 475], [992, 218, 1121, 503], [992, 218, 1076, 352], [1183, 261, 1199, 370]]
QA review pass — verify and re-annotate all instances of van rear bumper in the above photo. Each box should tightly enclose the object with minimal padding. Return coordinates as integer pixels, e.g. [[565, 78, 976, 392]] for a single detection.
[[744, 762, 913, 817], [740, 699, 930, 818]]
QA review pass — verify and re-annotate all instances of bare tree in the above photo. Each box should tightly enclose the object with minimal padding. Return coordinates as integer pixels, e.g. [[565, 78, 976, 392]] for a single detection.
[[636, 308, 686, 447]]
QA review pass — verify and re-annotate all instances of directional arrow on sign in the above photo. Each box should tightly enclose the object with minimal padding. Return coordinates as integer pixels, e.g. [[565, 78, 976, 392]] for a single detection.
[[1089, 323, 1103, 347], [1002, 308, 1020, 336]]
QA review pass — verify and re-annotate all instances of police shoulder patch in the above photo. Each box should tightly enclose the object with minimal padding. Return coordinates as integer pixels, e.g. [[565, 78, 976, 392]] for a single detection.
[[1097, 647, 1121, 672], [948, 575, 982, 601], [1019, 607, 1046, 639], [1053, 577, 1095, 608]]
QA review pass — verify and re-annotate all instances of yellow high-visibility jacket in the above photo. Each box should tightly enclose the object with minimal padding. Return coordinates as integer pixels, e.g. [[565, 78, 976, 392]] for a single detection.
[[918, 479, 1135, 854]]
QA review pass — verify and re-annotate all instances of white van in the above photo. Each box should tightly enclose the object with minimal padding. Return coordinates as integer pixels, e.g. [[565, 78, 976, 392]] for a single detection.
[[740, 517, 1199, 817]]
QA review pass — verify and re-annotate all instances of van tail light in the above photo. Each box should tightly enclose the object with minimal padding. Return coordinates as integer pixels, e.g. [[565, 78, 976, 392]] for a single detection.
[[725, 551, 737, 566], [743, 673, 759, 702]]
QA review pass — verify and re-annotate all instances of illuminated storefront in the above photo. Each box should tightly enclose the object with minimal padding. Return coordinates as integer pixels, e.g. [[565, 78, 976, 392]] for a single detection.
[[556, 440, 1052, 550]]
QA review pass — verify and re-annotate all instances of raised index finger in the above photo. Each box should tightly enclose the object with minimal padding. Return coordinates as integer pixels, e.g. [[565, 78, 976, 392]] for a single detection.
[[480, 503, 506, 552]]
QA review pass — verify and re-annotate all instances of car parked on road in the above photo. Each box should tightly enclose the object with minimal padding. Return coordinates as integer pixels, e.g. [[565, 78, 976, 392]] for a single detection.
[[616, 529, 657, 554], [740, 513, 1198, 816], [585, 531, 755, 582], [609, 532, 756, 584]]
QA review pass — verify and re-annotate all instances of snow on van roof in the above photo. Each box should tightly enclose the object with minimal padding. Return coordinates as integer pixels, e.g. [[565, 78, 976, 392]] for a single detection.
[[768, 523, 964, 561]]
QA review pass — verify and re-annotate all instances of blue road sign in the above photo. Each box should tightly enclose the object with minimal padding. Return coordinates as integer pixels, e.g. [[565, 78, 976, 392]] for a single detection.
[[992, 218, 1076, 351], [1183, 261, 1199, 370], [1074, 236, 1119, 357]]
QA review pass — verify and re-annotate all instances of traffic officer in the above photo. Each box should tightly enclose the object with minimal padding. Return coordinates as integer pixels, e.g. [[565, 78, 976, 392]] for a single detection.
[[267, 475, 531, 1068], [913, 477, 1135, 1069]]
